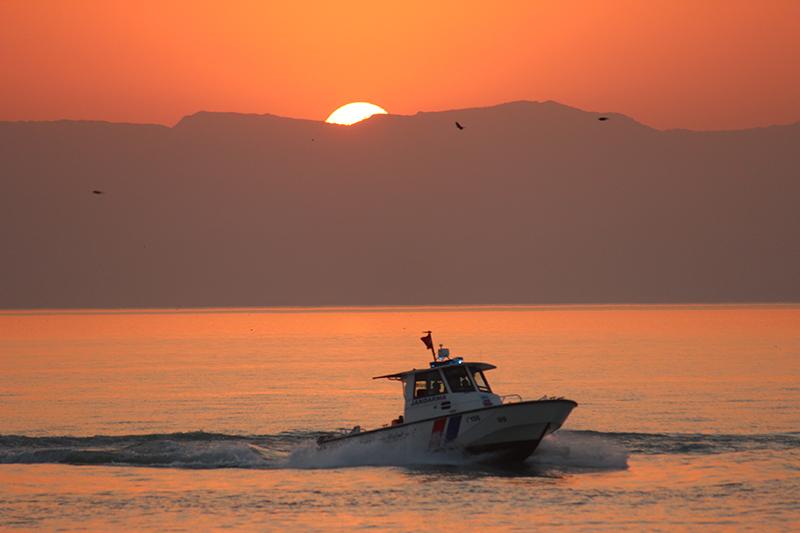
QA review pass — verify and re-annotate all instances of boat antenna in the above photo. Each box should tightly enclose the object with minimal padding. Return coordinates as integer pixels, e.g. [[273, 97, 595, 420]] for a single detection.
[[421, 331, 436, 361]]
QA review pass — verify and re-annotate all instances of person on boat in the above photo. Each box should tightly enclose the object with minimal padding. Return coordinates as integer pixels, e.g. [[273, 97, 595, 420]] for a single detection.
[[391, 415, 404, 425]]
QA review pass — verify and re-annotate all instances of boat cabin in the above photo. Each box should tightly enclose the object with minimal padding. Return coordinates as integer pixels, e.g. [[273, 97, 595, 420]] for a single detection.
[[374, 349, 503, 423]]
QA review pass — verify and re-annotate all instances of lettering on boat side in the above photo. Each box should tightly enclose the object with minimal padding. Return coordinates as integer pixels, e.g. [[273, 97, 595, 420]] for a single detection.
[[383, 431, 408, 443], [411, 394, 446, 406]]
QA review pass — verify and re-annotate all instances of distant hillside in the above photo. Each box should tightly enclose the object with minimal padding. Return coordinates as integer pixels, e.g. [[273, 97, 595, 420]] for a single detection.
[[1, 101, 798, 308]]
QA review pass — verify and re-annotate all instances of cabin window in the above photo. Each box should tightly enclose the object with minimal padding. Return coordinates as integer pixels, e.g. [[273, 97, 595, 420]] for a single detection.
[[442, 365, 475, 393], [471, 370, 492, 393], [413, 370, 446, 399]]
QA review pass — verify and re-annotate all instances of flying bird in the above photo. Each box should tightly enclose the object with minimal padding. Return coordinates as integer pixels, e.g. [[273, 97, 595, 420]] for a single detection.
[[598, 117, 609, 121], [455, 121, 464, 130], [92, 190, 104, 194]]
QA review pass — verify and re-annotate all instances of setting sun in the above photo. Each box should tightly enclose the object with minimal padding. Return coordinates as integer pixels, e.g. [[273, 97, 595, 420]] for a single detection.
[[325, 102, 387, 125]]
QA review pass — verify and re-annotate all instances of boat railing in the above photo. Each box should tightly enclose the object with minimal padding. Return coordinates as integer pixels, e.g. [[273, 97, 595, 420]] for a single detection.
[[501, 394, 523, 404], [333, 426, 363, 435]]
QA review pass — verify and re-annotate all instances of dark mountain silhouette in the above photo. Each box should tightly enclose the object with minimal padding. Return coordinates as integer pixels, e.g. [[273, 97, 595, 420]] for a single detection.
[[1, 101, 798, 309]]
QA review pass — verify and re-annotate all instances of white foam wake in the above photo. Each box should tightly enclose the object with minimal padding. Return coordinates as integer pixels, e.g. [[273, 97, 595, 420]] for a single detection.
[[530, 430, 629, 469], [280, 437, 469, 469]]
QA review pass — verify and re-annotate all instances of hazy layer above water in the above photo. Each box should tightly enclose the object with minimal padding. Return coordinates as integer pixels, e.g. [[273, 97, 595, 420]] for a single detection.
[[2, 101, 799, 308]]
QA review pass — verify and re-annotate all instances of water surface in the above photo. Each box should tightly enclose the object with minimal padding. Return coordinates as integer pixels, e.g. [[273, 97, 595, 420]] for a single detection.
[[1, 305, 798, 531]]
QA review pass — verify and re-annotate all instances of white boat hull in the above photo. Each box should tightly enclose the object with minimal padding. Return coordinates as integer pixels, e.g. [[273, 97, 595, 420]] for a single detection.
[[319, 398, 577, 463]]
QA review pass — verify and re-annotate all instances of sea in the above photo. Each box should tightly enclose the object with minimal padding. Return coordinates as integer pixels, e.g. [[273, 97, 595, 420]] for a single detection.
[[1, 305, 798, 532]]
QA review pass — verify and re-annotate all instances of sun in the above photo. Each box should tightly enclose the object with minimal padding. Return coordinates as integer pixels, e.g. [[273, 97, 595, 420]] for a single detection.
[[326, 102, 387, 125]]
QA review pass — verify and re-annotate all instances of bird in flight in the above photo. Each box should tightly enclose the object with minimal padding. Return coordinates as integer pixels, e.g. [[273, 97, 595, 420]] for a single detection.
[[598, 117, 609, 121], [455, 121, 464, 130], [93, 190, 104, 194]]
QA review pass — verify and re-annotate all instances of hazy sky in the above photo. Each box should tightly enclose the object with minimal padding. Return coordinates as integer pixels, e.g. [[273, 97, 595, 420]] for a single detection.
[[2, 0, 799, 131]]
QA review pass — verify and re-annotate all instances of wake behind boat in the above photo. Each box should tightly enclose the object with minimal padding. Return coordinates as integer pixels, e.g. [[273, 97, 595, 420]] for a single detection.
[[317, 333, 577, 463]]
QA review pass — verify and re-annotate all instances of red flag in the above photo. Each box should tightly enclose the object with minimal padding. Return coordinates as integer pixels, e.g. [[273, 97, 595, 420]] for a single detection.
[[421, 332, 433, 351], [421, 331, 437, 360]]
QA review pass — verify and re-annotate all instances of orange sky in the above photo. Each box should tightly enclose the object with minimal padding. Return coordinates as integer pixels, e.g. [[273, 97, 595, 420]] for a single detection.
[[2, 0, 799, 131]]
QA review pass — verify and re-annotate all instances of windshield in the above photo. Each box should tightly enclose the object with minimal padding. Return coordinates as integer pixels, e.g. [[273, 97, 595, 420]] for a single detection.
[[470, 368, 492, 393], [442, 365, 475, 393]]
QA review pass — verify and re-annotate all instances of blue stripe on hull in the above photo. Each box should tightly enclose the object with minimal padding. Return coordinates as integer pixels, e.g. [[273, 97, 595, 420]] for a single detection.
[[444, 415, 462, 444]]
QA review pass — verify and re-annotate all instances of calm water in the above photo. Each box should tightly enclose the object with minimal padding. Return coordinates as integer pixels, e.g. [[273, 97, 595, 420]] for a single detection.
[[1, 305, 798, 531]]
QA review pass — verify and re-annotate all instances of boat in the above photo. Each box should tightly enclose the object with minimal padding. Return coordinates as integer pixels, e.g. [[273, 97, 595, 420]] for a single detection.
[[317, 332, 577, 463]]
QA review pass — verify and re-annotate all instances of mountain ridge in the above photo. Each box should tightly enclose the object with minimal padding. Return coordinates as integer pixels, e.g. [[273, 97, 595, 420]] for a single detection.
[[5, 100, 799, 133], [1, 101, 798, 308]]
